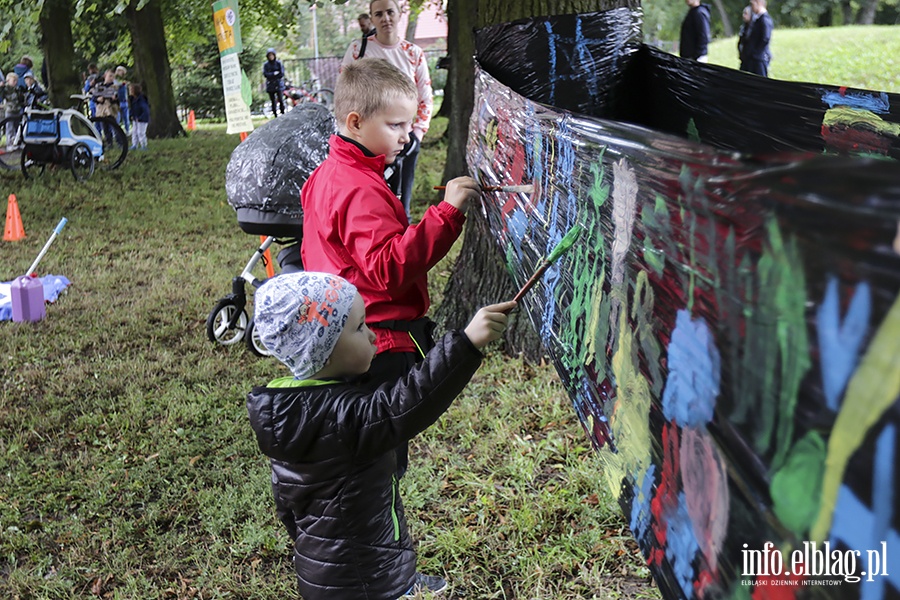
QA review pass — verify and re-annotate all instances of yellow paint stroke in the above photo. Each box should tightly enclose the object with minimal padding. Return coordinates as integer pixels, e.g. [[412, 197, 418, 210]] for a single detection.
[[823, 107, 900, 138], [810, 292, 900, 541], [607, 307, 653, 493]]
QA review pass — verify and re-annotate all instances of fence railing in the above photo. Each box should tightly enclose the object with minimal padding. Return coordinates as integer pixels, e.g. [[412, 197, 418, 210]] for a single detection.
[[282, 49, 447, 92]]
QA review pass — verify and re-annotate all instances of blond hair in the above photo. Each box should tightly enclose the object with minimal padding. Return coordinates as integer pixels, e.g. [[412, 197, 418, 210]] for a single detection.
[[334, 58, 417, 126]]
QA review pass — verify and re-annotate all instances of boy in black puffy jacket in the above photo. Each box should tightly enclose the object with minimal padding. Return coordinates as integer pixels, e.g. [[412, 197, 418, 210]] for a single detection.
[[246, 271, 514, 599]]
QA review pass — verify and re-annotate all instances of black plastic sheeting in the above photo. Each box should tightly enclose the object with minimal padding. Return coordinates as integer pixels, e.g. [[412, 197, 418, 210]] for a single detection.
[[225, 103, 333, 236], [476, 8, 900, 160], [472, 10, 899, 600]]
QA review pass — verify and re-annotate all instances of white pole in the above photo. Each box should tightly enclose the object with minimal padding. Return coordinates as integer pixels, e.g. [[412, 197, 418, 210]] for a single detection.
[[311, 5, 319, 60]]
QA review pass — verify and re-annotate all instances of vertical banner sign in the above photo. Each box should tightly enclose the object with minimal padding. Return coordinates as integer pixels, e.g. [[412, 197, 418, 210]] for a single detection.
[[212, 0, 253, 134]]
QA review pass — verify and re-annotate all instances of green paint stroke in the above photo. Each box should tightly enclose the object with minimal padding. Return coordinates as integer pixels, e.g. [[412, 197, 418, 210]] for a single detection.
[[770, 431, 825, 535], [811, 291, 900, 542], [745, 219, 810, 466], [632, 271, 664, 397], [823, 107, 900, 137]]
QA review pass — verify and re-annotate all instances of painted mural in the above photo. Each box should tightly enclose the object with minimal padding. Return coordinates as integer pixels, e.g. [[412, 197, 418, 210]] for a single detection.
[[469, 10, 900, 600]]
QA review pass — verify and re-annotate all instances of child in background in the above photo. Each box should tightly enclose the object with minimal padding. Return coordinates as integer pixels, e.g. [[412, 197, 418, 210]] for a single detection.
[[92, 69, 120, 121], [300, 57, 480, 478], [129, 83, 150, 150], [115, 66, 130, 134], [23, 71, 47, 109], [246, 271, 514, 599], [1, 73, 24, 147]]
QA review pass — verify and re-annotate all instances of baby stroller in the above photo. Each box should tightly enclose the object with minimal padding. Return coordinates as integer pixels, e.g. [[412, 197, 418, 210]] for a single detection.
[[206, 103, 334, 355]]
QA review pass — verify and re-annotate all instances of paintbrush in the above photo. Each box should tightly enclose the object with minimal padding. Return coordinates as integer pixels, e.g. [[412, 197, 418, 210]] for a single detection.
[[510, 224, 584, 304], [433, 184, 535, 193]]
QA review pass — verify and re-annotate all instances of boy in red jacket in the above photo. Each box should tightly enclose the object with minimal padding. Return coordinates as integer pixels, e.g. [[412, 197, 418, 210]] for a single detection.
[[301, 57, 481, 473]]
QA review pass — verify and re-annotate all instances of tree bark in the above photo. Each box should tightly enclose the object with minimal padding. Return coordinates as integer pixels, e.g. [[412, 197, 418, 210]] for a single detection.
[[710, 0, 733, 37], [125, 0, 185, 138], [39, 0, 81, 108], [841, 0, 854, 24], [856, 0, 879, 23], [436, 0, 627, 361]]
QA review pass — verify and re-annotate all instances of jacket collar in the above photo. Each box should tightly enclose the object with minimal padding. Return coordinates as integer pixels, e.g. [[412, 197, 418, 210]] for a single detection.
[[329, 134, 385, 174]]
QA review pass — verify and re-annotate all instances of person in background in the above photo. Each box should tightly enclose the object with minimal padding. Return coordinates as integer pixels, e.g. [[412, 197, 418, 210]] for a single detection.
[[358, 12, 376, 38], [680, 0, 711, 63], [742, 0, 774, 76], [115, 66, 131, 134], [263, 48, 285, 117], [23, 71, 47, 109], [737, 5, 753, 70], [1, 73, 24, 147], [83, 63, 100, 117], [129, 82, 150, 151], [12, 56, 33, 89], [341, 0, 434, 221], [246, 271, 514, 599]]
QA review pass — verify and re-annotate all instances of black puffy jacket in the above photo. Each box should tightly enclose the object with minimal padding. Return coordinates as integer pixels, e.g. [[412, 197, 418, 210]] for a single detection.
[[246, 330, 482, 600]]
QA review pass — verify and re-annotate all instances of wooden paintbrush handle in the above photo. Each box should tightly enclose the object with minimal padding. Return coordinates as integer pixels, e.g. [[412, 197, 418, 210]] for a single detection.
[[511, 261, 550, 304]]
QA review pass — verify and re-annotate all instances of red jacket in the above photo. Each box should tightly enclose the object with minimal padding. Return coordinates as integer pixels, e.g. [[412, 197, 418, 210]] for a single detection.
[[301, 135, 466, 354]]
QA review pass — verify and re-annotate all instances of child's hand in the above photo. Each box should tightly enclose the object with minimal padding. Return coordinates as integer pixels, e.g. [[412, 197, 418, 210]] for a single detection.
[[463, 301, 516, 349], [442, 176, 480, 214]]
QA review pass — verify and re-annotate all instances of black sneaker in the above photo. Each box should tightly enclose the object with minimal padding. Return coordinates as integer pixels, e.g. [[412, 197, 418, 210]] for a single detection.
[[400, 572, 448, 597]]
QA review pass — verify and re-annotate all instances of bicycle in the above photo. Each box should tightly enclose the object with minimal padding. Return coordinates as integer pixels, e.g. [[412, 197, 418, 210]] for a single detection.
[[69, 93, 128, 170], [283, 78, 334, 111], [0, 112, 26, 170]]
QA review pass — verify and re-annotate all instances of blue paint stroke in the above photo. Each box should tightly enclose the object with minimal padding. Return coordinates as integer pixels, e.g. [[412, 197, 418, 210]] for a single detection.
[[666, 492, 701, 598], [540, 119, 577, 341], [507, 210, 528, 257], [544, 21, 558, 106], [630, 464, 656, 545], [821, 90, 890, 114], [816, 277, 871, 411], [829, 425, 899, 599], [661, 310, 721, 428]]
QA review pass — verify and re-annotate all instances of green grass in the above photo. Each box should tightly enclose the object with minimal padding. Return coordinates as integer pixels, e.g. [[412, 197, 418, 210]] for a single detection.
[[708, 25, 900, 92], [0, 120, 654, 598]]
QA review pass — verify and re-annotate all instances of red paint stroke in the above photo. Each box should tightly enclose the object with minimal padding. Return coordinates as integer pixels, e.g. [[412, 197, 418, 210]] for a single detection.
[[649, 422, 681, 564], [821, 124, 892, 155]]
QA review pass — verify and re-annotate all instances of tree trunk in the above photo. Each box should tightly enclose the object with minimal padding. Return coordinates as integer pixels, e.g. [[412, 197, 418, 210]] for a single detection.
[[817, 5, 832, 26], [125, 0, 185, 138], [39, 0, 81, 108], [841, 0, 854, 24], [436, 0, 628, 361], [710, 0, 733, 37], [856, 0, 879, 23], [405, 9, 419, 41]]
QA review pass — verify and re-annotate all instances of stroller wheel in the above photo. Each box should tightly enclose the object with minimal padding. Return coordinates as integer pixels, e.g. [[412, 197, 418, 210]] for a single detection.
[[70, 142, 95, 181], [20, 150, 46, 179], [206, 298, 248, 345], [245, 318, 272, 357]]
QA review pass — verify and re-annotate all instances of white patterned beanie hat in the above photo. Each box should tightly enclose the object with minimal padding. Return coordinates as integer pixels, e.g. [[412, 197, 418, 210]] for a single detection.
[[254, 272, 358, 379]]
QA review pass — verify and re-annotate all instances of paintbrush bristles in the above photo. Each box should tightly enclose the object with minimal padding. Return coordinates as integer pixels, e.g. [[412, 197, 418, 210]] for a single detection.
[[546, 224, 584, 263], [508, 224, 584, 306], [486, 184, 534, 193]]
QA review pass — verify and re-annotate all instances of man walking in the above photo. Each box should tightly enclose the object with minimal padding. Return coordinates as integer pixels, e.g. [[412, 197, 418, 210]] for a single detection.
[[741, 0, 774, 76], [680, 0, 711, 63]]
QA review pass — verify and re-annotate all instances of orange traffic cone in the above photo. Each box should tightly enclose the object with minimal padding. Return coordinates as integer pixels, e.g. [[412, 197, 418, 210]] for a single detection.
[[187, 109, 196, 131], [3, 194, 25, 242]]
